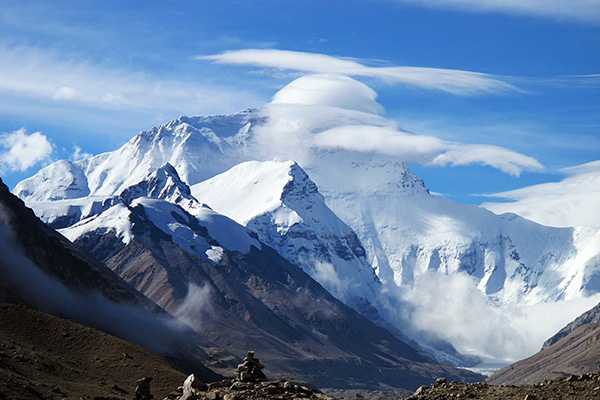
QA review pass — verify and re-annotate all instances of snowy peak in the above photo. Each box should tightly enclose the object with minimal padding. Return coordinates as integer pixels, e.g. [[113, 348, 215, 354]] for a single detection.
[[14, 160, 90, 202], [75, 109, 261, 199], [191, 160, 305, 225], [192, 160, 381, 305], [308, 155, 430, 198], [118, 162, 193, 206], [282, 161, 322, 204]]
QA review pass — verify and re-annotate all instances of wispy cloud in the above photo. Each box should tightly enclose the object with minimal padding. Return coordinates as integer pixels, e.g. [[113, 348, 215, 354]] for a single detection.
[[315, 125, 542, 176], [387, 0, 600, 23], [0, 44, 260, 116], [0, 128, 53, 173], [482, 160, 600, 227], [199, 49, 522, 96], [432, 144, 543, 176], [71, 145, 93, 161]]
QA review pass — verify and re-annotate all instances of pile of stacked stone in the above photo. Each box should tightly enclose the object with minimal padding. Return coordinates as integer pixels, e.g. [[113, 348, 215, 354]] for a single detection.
[[160, 351, 334, 400], [235, 351, 266, 383]]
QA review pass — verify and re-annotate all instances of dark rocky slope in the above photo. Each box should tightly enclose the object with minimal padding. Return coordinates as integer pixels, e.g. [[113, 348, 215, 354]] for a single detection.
[[403, 373, 600, 400], [0, 177, 221, 380]]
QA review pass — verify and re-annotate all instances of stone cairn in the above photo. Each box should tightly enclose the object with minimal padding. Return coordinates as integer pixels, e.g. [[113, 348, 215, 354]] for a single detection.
[[158, 351, 333, 400], [235, 351, 266, 383]]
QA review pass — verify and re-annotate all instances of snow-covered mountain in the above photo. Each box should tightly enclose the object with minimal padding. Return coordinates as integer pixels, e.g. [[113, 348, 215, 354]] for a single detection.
[[14, 75, 600, 363], [191, 160, 381, 307], [320, 172, 600, 305], [58, 163, 260, 264], [16, 158, 483, 389], [15, 110, 259, 204]]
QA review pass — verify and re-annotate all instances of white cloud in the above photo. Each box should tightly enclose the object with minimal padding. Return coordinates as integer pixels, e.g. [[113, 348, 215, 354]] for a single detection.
[[0, 44, 260, 116], [314, 125, 447, 160], [173, 283, 213, 332], [482, 160, 600, 227], [272, 74, 383, 114], [250, 74, 542, 177], [315, 126, 542, 175], [200, 49, 521, 96], [403, 270, 600, 361], [72, 145, 93, 161], [312, 261, 349, 302], [0, 128, 53, 172], [432, 144, 543, 176], [388, 0, 600, 23], [52, 86, 79, 100]]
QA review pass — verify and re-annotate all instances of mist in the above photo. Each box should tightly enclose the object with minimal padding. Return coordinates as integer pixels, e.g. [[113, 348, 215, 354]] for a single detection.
[[396, 270, 600, 362], [174, 283, 213, 332], [0, 214, 202, 358]]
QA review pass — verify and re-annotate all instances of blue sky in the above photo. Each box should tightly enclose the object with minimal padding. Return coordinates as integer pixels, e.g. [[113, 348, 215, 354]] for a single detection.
[[0, 0, 599, 204]]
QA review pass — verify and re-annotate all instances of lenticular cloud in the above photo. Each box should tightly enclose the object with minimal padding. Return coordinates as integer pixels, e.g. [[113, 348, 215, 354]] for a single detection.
[[272, 74, 383, 114], [253, 74, 542, 176]]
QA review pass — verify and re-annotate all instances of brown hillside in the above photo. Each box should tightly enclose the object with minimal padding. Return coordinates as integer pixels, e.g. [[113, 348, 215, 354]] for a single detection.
[[0, 303, 188, 400]]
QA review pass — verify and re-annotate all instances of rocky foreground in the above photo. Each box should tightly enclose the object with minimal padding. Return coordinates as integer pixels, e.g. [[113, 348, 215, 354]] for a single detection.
[[404, 374, 600, 400], [156, 374, 335, 400]]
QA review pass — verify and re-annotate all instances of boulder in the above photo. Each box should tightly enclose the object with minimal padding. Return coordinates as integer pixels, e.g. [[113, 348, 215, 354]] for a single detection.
[[134, 377, 153, 400], [183, 374, 207, 396]]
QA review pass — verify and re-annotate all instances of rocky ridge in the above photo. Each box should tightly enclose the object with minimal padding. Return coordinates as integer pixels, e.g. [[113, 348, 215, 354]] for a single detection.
[[542, 300, 600, 350]]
